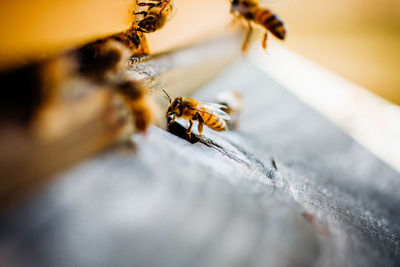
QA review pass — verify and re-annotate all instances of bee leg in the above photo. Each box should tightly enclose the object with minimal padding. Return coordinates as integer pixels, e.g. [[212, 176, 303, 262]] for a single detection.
[[138, 32, 150, 54], [167, 114, 176, 126], [136, 28, 149, 33], [262, 32, 268, 50], [242, 22, 253, 52], [186, 120, 193, 137], [198, 123, 204, 137], [229, 14, 240, 27], [196, 113, 204, 136]]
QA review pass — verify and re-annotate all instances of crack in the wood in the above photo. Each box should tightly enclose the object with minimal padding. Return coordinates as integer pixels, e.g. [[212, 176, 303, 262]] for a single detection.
[[165, 120, 283, 188]]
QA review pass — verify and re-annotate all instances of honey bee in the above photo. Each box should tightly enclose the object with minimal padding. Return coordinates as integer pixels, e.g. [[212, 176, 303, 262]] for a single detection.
[[71, 2, 177, 132], [117, 80, 157, 132], [83, 0, 175, 57], [230, 0, 287, 52], [135, 0, 175, 33], [165, 93, 230, 136], [75, 40, 131, 81], [74, 40, 156, 132]]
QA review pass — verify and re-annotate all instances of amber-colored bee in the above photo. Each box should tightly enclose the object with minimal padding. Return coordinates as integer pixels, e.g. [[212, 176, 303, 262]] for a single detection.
[[75, 40, 156, 132], [165, 94, 230, 136], [69, 2, 177, 132], [135, 0, 175, 33], [117, 80, 157, 132], [75, 40, 131, 81], [111, 0, 175, 53], [84, 0, 175, 57], [230, 0, 287, 52]]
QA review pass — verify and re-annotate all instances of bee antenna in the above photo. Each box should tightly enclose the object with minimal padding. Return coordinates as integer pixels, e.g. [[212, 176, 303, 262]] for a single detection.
[[163, 90, 172, 104]]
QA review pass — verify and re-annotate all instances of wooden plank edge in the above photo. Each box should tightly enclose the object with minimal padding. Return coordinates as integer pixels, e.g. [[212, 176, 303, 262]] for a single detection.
[[0, 33, 242, 210], [250, 42, 400, 173]]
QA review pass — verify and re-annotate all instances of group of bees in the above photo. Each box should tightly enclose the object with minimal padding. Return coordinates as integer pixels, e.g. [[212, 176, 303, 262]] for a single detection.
[[162, 0, 287, 137], [3, 0, 287, 140]]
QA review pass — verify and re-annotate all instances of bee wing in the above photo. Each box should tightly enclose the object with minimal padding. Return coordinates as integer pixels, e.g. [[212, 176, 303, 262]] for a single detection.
[[162, 0, 177, 21], [216, 91, 243, 111], [196, 103, 231, 121]]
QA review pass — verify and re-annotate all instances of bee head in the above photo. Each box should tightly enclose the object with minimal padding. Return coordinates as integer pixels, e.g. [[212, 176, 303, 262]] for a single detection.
[[137, 16, 158, 33], [167, 97, 182, 117]]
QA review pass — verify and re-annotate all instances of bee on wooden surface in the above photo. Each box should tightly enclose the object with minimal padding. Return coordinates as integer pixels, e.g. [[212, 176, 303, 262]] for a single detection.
[[78, 1, 175, 59], [165, 92, 230, 137], [135, 0, 175, 33], [230, 0, 287, 52], [217, 91, 243, 130]]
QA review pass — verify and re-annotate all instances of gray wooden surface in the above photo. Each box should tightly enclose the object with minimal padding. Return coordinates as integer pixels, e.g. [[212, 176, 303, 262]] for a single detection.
[[0, 60, 399, 267], [0, 33, 240, 208]]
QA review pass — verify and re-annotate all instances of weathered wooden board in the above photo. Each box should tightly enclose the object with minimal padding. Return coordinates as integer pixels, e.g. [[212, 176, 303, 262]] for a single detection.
[[0, 59, 399, 267], [0, 33, 240, 208]]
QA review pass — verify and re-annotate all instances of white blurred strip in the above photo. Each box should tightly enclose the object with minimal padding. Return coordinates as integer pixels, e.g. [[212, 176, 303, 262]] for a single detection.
[[250, 43, 400, 173]]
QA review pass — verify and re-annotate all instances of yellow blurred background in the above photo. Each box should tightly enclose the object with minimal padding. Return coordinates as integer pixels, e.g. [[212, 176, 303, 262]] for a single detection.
[[0, 0, 399, 104], [278, 0, 400, 104], [150, 0, 400, 104]]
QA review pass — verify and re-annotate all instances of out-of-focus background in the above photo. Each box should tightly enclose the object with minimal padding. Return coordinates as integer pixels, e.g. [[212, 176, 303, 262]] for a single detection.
[[280, 0, 400, 105], [149, 0, 400, 104], [0, 0, 399, 104]]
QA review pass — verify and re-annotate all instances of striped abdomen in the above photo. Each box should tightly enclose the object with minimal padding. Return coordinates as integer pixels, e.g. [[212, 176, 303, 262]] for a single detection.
[[198, 110, 227, 132], [253, 8, 286, 40]]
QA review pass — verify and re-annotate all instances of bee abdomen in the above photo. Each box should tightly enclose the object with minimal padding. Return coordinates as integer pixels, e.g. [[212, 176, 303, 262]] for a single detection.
[[254, 9, 286, 40], [205, 116, 226, 132]]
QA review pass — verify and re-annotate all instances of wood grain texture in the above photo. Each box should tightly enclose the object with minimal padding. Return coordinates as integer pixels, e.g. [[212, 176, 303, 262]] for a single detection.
[[0, 60, 399, 266]]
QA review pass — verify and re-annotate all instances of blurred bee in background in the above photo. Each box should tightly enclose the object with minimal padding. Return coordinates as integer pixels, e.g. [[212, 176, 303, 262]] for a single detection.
[[230, 0, 287, 52], [216, 91, 243, 130], [66, 1, 177, 134], [110, 28, 150, 55], [74, 40, 156, 132], [115, 79, 157, 132], [67, 2, 178, 131], [1, 0, 179, 143], [135, 0, 176, 33], [2, 41, 157, 139], [75, 40, 132, 81], [165, 92, 230, 137], [82, 0, 175, 57]]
